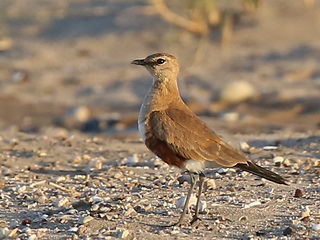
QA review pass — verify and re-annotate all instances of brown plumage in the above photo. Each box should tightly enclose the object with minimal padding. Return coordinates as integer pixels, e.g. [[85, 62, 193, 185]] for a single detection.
[[132, 53, 288, 226]]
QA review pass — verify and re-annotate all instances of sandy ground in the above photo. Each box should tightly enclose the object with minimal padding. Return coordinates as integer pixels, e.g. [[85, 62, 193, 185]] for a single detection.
[[0, 0, 320, 239]]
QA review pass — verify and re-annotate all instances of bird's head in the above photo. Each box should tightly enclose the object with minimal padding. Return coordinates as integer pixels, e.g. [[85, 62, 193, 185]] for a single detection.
[[131, 53, 180, 80]]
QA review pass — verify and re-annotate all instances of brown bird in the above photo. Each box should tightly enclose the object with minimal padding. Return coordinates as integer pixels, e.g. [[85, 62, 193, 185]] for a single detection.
[[131, 53, 288, 226]]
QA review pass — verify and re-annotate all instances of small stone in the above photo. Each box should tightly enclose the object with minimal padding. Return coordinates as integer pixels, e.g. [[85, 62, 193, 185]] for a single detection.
[[300, 206, 310, 218], [27, 234, 37, 240], [78, 216, 94, 224], [221, 112, 239, 122], [273, 156, 284, 166], [22, 218, 32, 225], [239, 216, 247, 221], [301, 216, 310, 222], [220, 81, 258, 104], [293, 189, 305, 197], [117, 228, 130, 239], [37, 196, 47, 204], [177, 175, 191, 184], [283, 226, 295, 236], [239, 141, 251, 153], [204, 179, 216, 189], [16, 185, 27, 193], [9, 220, 19, 228], [176, 195, 197, 209], [124, 207, 136, 216], [244, 201, 261, 208], [55, 176, 66, 183], [0, 227, 10, 238], [90, 196, 103, 203], [312, 223, 320, 231], [263, 146, 278, 150], [283, 158, 292, 167], [8, 228, 19, 237], [199, 201, 207, 213], [126, 154, 139, 166], [114, 172, 124, 179], [68, 227, 78, 232], [54, 197, 69, 207]]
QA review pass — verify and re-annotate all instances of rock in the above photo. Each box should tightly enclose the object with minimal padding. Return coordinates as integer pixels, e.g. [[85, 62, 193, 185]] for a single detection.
[[176, 195, 197, 209], [283, 226, 295, 236], [239, 141, 252, 153], [177, 175, 191, 184], [204, 179, 216, 189], [273, 156, 284, 166], [53, 197, 69, 207], [244, 201, 261, 208], [16, 185, 27, 193], [68, 227, 78, 232], [300, 206, 310, 218], [220, 81, 258, 104], [124, 207, 136, 216], [262, 146, 278, 150], [312, 223, 320, 231], [293, 189, 305, 197], [27, 234, 37, 240], [78, 216, 94, 224], [199, 201, 207, 213], [126, 154, 139, 166], [117, 228, 130, 238], [0, 227, 10, 238], [221, 112, 239, 122]]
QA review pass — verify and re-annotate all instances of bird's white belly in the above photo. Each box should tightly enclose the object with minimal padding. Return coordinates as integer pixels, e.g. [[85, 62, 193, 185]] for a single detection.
[[185, 159, 222, 173]]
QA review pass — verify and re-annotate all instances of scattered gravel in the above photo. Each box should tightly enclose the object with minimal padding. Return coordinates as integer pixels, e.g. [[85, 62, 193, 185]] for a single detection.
[[0, 130, 319, 239]]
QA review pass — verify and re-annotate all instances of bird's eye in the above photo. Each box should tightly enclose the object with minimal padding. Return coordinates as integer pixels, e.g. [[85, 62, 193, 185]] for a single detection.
[[156, 58, 166, 65]]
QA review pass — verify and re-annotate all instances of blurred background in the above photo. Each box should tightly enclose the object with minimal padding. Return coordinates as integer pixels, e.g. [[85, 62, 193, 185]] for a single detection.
[[0, 0, 319, 138]]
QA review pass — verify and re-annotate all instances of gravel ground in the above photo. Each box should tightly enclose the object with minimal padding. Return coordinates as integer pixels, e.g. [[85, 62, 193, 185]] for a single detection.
[[0, 130, 319, 239]]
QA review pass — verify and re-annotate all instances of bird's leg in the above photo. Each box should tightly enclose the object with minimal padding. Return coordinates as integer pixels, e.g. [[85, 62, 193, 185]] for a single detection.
[[171, 171, 197, 227], [190, 172, 205, 226]]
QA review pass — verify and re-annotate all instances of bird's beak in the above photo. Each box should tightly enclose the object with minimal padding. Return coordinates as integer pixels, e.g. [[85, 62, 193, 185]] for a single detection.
[[131, 59, 146, 65]]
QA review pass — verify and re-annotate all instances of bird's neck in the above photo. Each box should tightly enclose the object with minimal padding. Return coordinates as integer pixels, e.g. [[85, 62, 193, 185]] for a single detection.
[[146, 77, 181, 109]]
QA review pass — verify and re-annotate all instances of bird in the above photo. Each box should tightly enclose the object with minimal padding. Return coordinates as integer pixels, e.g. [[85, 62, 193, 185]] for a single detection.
[[131, 53, 288, 227]]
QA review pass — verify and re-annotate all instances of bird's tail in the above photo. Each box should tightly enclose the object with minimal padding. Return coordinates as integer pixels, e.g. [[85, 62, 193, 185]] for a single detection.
[[236, 161, 288, 185]]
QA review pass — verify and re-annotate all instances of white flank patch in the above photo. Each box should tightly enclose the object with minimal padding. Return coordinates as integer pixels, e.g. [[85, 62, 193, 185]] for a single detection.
[[185, 159, 205, 173]]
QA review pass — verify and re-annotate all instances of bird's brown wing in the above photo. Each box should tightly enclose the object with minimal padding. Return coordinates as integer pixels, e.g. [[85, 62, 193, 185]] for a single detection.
[[148, 108, 248, 167]]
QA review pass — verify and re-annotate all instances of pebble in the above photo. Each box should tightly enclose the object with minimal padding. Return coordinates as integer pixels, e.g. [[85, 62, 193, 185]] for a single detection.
[[177, 175, 191, 184], [27, 234, 37, 240], [0, 227, 10, 238], [273, 156, 284, 166], [176, 195, 197, 209], [221, 112, 239, 122], [263, 146, 278, 150], [204, 179, 216, 189], [300, 206, 310, 218], [53, 197, 69, 207], [68, 227, 78, 232], [312, 223, 320, 231], [16, 185, 27, 193], [199, 201, 207, 213], [239, 141, 252, 153], [244, 201, 261, 208], [283, 226, 295, 236], [220, 81, 257, 104], [124, 207, 136, 216], [117, 228, 130, 239], [293, 189, 305, 197], [90, 196, 103, 203], [126, 154, 139, 166], [37, 196, 47, 204], [79, 216, 94, 224]]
